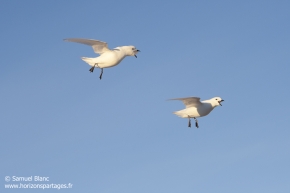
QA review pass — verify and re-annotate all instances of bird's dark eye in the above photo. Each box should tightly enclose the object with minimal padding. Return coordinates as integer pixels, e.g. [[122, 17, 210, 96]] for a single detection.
[[216, 99, 218, 100], [132, 48, 134, 50]]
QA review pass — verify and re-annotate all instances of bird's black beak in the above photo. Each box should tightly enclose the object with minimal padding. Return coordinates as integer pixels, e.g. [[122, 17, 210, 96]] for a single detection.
[[218, 99, 224, 106], [134, 50, 140, 58]]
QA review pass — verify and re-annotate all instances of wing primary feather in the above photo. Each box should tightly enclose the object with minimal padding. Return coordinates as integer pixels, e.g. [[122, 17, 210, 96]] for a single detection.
[[64, 38, 109, 54], [169, 97, 202, 108]]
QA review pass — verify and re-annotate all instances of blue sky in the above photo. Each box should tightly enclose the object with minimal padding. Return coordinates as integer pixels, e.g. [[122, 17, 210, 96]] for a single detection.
[[1, 0, 290, 192]]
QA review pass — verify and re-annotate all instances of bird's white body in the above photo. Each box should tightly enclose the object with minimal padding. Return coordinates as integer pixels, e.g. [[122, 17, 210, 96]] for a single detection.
[[171, 96, 224, 128], [64, 38, 140, 69], [171, 97, 224, 118], [81, 46, 134, 68]]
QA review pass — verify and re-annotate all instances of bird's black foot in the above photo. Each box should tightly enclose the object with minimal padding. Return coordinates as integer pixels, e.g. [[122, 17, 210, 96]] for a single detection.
[[89, 66, 94, 73], [99, 68, 103, 80], [188, 116, 191, 128], [90, 64, 98, 73], [194, 117, 199, 128]]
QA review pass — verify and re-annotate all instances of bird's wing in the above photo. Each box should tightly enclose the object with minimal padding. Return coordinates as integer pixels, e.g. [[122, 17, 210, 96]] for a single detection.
[[170, 97, 202, 108], [64, 38, 110, 54]]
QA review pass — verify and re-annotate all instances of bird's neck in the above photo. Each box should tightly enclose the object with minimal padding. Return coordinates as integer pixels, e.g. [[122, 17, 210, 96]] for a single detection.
[[202, 100, 217, 108]]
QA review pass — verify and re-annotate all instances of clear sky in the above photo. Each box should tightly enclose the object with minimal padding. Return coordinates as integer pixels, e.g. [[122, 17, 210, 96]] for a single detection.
[[1, 0, 290, 192]]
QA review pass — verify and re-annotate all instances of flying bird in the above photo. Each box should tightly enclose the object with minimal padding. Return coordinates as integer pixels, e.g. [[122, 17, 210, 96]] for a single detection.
[[170, 96, 224, 128], [64, 38, 140, 79]]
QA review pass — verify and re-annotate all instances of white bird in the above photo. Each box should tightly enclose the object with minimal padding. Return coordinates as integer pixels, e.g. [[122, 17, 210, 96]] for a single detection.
[[170, 96, 224, 128], [64, 38, 140, 79]]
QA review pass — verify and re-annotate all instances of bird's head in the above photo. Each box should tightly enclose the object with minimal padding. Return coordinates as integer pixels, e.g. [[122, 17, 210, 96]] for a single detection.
[[211, 97, 224, 107], [121, 46, 140, 58]]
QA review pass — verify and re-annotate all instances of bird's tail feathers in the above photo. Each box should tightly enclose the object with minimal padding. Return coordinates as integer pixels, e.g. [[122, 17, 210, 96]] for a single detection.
[[81, 57, 95, 67], [173, 111, 184, 118]]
